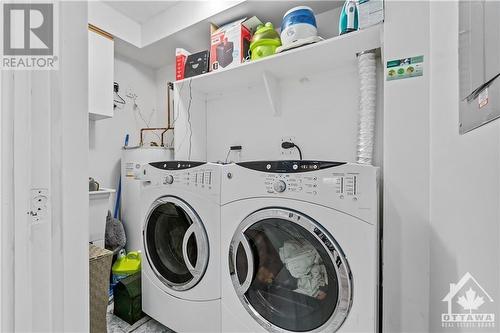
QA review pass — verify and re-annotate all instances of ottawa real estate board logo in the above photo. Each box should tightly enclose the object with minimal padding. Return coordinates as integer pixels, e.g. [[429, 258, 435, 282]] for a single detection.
[[1, 2, 58, 70], [442, 272, 495, 329]]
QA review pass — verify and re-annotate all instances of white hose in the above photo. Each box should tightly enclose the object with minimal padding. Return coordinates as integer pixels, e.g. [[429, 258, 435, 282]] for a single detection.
[[356, 51, 377, 165]]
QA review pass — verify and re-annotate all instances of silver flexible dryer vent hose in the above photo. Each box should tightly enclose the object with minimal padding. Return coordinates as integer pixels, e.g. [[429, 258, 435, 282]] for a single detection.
[[356, 50, 377, 165]]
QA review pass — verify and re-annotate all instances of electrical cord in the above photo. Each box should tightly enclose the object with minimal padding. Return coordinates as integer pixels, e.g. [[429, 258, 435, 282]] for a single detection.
[[281, 141, 302, 160], [128, 92, 161, 144], [186, 79, 193, 160]]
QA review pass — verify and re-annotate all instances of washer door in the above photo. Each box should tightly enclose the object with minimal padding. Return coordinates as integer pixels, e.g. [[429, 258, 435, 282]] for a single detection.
[[144, 196, 209, 291], [229, 208, 352, 333]]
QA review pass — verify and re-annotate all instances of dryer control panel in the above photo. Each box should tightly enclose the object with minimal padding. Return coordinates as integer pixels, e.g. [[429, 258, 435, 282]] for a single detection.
[[136, 161, 220, 192]]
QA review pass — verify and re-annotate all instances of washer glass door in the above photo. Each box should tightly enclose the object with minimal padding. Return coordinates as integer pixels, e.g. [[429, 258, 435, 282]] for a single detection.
[[229, 208, 352, 332], [144, 196, 209, 291]]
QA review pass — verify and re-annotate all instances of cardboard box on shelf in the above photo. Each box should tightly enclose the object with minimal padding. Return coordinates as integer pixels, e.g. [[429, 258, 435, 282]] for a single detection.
[[184, 50, 210, 78], [210, 16, 262, 72], [175, 48, 191, 80]]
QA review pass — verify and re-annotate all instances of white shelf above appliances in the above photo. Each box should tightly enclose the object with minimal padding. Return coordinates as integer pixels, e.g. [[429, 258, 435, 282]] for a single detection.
[[173, 25, 382, 116]]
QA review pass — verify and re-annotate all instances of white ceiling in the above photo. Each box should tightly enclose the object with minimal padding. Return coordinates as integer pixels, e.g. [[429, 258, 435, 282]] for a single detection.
[[103, 1, 180, 24]]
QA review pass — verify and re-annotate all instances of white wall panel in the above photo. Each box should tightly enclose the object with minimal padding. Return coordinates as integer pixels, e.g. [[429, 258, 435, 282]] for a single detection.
[[0, 2, 88, 332], [205, 65, 383, 164], [430, 2, 500, 331], [56, 2, 89, 331], [382, 2, 431, 332], [155, 63, 176, 147], [173, 82, 207, 161]]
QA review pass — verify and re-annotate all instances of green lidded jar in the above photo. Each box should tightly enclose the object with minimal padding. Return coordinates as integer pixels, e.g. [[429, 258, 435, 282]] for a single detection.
[[250, 22, 282, 61], [110, 250, 141, 296]]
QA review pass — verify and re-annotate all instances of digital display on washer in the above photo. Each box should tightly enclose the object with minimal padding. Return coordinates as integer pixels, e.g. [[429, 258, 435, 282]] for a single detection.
[[149, 161, 206, 170], [237, 160, 346, 173]]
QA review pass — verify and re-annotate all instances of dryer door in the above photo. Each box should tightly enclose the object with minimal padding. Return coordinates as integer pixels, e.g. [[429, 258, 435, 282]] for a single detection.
[[144, 196, 209, 291], [229, 208, 352, 333]]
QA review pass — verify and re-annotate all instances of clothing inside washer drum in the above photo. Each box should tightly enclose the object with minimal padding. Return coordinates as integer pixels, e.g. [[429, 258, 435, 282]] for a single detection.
[[235, 218, 339, 332], [279, 240, 328, 298]]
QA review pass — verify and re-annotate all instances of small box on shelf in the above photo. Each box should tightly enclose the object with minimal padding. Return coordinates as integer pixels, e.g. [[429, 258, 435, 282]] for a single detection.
[[209, 16, 262, 72], [175, 48, 190, 81]]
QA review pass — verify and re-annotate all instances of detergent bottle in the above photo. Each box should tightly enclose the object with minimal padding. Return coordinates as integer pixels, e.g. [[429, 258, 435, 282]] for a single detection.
[[110, 250, 141, 296]]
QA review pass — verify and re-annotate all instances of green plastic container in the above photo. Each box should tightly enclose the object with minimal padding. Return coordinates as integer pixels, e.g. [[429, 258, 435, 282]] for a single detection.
[[111, 250, 141, 295], [250, 22, 281, 60]]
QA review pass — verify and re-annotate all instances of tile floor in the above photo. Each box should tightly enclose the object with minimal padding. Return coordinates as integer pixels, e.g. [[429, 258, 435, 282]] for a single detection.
[[107, 303, 174, 333]]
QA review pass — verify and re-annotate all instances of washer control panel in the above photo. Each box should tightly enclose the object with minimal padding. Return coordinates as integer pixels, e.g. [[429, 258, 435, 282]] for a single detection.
[[223, 161, 378, 223], [265, 173, 320, 196], [238, 160, 345, 173]]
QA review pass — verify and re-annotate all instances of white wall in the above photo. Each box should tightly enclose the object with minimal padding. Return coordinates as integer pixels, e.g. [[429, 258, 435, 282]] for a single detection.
[[142, 1, 244, 47], [88, 1, 141, 46], [382, 2, 431, 332], [155, 63, 176, 147], [89, 54, 161, 210], [57, 4, 90, 330], [383, 2, 500, 332], [429, 2, 500, 332], [1, 64, 15, 333], [203, 65, 383, 165]]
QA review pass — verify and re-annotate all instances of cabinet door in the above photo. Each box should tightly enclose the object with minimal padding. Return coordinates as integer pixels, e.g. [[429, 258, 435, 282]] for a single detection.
[[88, 27, 114, 120]]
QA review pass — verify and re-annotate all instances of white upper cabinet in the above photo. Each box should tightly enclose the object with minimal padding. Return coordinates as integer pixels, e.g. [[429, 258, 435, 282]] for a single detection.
[[88, 25, 114, 120]]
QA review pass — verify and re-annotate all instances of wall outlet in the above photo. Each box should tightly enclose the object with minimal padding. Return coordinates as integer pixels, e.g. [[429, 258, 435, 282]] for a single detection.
[[280, 136, 296, 156]]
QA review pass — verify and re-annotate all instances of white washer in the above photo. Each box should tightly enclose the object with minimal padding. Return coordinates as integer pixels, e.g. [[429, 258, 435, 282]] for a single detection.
[[137, 161, 221, 333], [221, 161, 379, 333]]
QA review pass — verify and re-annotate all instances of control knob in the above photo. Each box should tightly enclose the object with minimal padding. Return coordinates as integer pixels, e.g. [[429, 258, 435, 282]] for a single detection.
[[164, 175, 174, 184], [273, 180, 287, 193]]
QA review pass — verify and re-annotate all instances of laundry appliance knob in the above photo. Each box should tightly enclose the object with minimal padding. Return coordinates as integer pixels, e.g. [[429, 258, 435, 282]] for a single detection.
[[164, 175, 174, 184], [273, 180, 287, 193]]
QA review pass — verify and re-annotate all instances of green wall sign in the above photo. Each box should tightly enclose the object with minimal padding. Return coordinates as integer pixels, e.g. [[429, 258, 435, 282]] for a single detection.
[[386, 56, 423, 81]]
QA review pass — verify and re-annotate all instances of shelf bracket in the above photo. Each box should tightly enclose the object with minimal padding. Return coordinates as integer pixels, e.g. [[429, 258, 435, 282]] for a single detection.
[[262, 71, 281, 117]]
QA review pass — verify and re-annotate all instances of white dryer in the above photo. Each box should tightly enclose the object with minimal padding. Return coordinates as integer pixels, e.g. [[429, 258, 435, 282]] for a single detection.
[[220, 161, 379, 333], [121, 146, 173, 252], [137, 161, 221, 333]]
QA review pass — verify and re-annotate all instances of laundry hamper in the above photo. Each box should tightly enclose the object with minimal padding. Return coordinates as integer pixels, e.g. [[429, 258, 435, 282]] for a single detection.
[[89, 244, 113, 333]]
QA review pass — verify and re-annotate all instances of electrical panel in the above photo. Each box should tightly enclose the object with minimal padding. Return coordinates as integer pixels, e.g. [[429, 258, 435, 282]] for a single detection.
[[459, 1, 500, 134]]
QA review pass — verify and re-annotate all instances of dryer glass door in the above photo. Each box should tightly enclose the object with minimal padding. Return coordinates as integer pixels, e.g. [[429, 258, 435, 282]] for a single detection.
[[144, 196, 209, 291], [229, 208, 352, 333]]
